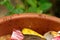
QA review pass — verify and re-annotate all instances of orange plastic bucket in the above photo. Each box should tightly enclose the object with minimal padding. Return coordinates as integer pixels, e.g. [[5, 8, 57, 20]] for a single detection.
[[0, 13, 60, 36]]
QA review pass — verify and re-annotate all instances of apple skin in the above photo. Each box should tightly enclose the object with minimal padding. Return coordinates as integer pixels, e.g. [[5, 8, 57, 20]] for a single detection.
[[52, 36, 60, 40]]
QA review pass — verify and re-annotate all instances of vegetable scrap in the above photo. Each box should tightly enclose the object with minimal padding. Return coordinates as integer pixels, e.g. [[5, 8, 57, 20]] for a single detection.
[[11, 29, 24, 40], [0, 28, 60, 40], [23, 34, 46, 40], [52, 36, 60, 40], [44, 31, 59, 40]]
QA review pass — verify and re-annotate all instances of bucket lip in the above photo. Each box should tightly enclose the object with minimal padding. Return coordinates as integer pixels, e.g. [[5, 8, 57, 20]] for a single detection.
[[0, 13, 60, 23]]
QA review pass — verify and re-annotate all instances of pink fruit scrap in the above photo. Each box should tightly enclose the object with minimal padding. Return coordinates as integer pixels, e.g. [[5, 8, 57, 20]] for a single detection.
[[11, 29, 24, 40], [52, 36, 60, 40]]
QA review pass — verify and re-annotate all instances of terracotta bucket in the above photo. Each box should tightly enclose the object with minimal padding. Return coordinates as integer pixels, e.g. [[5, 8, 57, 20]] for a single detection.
[[0, 14, 60, 36]]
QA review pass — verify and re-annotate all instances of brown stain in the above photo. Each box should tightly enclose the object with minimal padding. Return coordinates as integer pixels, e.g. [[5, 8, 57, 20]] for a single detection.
[[0, 14, 60, 36]]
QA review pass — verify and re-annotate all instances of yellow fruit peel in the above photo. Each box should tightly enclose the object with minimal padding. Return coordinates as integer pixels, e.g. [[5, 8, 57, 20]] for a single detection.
[[22, 28, 45, 38]]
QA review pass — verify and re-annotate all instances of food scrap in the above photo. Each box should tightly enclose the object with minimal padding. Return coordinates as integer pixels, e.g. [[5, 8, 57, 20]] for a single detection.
[[22, 28, 44, 38], [52, 31, 60, 40], [44, 31, 58, 40], [11, 29, 24, 40], [23, 34, 46, 40], [52, 36, 60, 40], [0, 28, 60, 40]]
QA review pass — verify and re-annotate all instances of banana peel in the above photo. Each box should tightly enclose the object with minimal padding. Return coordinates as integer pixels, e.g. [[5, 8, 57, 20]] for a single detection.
[[22, 28, 45, 38]]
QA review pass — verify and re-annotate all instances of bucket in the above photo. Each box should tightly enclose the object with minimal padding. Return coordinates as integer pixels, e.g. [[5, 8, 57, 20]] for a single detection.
[[0, 13, 60, 36]]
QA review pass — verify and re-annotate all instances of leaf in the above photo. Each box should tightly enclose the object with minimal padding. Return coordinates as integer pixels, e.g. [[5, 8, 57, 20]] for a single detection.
[[12, 5, 24, 13], [37, 0, 52, 12], [5, 12, 21, 16], [13, 0, 25, 9], [26, 0, 37, 7], [26, 7, 37, 13], [37, 8, 43, 13], [4, 0, 52, 15], [4, 1, 14, 12], [0, 0, 14, 12], [39, 2, 52, 11], [0, 0, 8, 5], [6, 4, 24, 16], [40, 0, 49, 3], [25, 7, 43, 13]]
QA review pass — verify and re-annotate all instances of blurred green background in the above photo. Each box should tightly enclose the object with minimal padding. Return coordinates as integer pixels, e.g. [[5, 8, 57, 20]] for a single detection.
[[0, 0, 60, 17]]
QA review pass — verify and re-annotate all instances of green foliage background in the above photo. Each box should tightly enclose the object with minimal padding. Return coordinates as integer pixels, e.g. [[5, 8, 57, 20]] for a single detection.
[[0, 0, 52, 15]]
